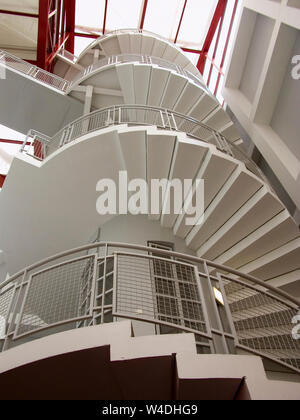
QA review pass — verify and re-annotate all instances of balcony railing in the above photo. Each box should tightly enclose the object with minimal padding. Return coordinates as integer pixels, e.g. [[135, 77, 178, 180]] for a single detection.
[[0, 242, 299, 373], [21, 104, 268, 183], [0, 50, 70, 92], [69, 54, 208, 93], [77, 28, 190, 63], [0, 48, 206, 95]]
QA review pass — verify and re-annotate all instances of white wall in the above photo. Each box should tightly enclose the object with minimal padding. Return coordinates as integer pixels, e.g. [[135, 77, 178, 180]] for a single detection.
[[99, 214, 197, 256]]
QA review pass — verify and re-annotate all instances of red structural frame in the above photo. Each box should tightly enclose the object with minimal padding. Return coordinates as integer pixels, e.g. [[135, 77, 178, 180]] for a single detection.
[[0, 175, 6, 188], [36, 0, 76, 71]]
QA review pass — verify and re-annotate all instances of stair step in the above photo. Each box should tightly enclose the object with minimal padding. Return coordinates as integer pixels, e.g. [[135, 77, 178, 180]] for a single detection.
[[197, 188, 285, 261], [238, 325, 292, 340], [233, 307, 297, 331], [227, 288, 278, 313], [239, 334, 299, 351]]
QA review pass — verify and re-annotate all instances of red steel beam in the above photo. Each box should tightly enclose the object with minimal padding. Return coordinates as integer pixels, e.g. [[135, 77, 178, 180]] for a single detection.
[[75, 32, 99, 39], [37, 0, 51, 69], [0, 175, 6, 188], [60, 0, 66, 38], [174, 0, 187, 44], [214, 0, 238, 96], [206, 4, 225, 88], [181, 46, 202, 54], [102, 0, 108, 34], [0, 139, 26, 145], [45, 32, 70, 67], [0, 9, 39, 18], [55, 0, 62, 46], [197, 0, 227, 74], [65, 0, 76, 53], [139, 0, 148, 30]]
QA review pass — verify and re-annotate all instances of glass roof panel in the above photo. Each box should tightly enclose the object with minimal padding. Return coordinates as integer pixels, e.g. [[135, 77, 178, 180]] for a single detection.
[[177, 0, 218, 48], [106, 0, 143, 32], [143, 0, 185, 40], [75, 0, 105, 32], [182, 51, 199, 67], [74, 37, 94, 56], [214, 0, 236, 68]]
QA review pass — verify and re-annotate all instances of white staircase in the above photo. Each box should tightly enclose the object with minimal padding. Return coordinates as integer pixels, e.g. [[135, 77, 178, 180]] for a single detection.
[[67, 61, 241, 144], [1, 125, 299, 292], [55, 31, 199, 79]]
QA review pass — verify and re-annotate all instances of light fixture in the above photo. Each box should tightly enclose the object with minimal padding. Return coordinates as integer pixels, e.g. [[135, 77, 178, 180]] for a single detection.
[[213, 287, 224, 306]]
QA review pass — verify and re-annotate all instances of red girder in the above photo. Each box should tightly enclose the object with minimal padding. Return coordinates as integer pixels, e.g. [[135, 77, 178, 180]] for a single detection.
[[0, 139, 25, 145], [174, 0, 187, 44], [197, 0, 228, 74], [37, 0, 51, 69], [207, 5, 225, 88], [103, 0, 108, 34], [36, 0, 74, 70], [213, 0, 238, 95], [139, 0, 148, 30], [0, 9, 38, 18], [65, 0, 75, 53], [0, 175, 6, 188]]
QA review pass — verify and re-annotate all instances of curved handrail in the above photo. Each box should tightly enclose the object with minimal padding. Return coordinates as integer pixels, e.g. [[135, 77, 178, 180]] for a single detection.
[[1, 241, 299, 373], [67, 53, 208, 93], [21, 104, 269, 183], [76, 28, 193, 67], [0, 49, 70, 92], [2, 241, 300, 307], [0, 48, 207, 97]]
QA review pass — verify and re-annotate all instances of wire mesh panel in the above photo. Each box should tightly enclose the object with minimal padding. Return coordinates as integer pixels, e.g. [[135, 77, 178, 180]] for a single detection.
[[15, 256, 95, 338], [222, 276, 300, 372], [114, 253, 208, 335], [0, 285, 15, 340], [0, 49, 69, 92]]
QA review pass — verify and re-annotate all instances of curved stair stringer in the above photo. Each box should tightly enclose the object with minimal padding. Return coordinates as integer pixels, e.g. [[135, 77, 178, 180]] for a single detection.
[[73, 32, 199, 76], [67, 61, 242, 144]]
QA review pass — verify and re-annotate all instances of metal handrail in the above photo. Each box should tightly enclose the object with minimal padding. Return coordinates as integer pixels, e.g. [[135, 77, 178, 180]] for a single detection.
[[76, 28, 190, 64], [0, 49, 70, 92], [68, 53, 208, 93], [0, 48, 206, 96], [1, 241, 299, 373], [3, 242, 298, 307], [21, 104, 268, 183]]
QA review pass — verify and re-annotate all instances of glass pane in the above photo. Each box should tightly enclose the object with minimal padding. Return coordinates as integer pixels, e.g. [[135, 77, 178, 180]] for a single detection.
[[143, 0, 185, 40], [75, 0, 105, 31], [182, 51, 199, 66], [177, 0, 218, 48], [214, 0, 235, 67], [74, 37, 93, 56], [106, 0, 144, 32], [208, 66, 219, 95]]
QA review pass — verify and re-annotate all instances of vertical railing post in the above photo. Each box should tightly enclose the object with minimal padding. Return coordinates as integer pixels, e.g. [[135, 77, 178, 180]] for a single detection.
[[217, 273, 239, 347], [200, 262, 230, 354], [194, 266, 214, 354]]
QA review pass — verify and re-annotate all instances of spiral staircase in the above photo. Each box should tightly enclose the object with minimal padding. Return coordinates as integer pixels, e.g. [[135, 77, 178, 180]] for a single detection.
[[0, 29, 299, 380]]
